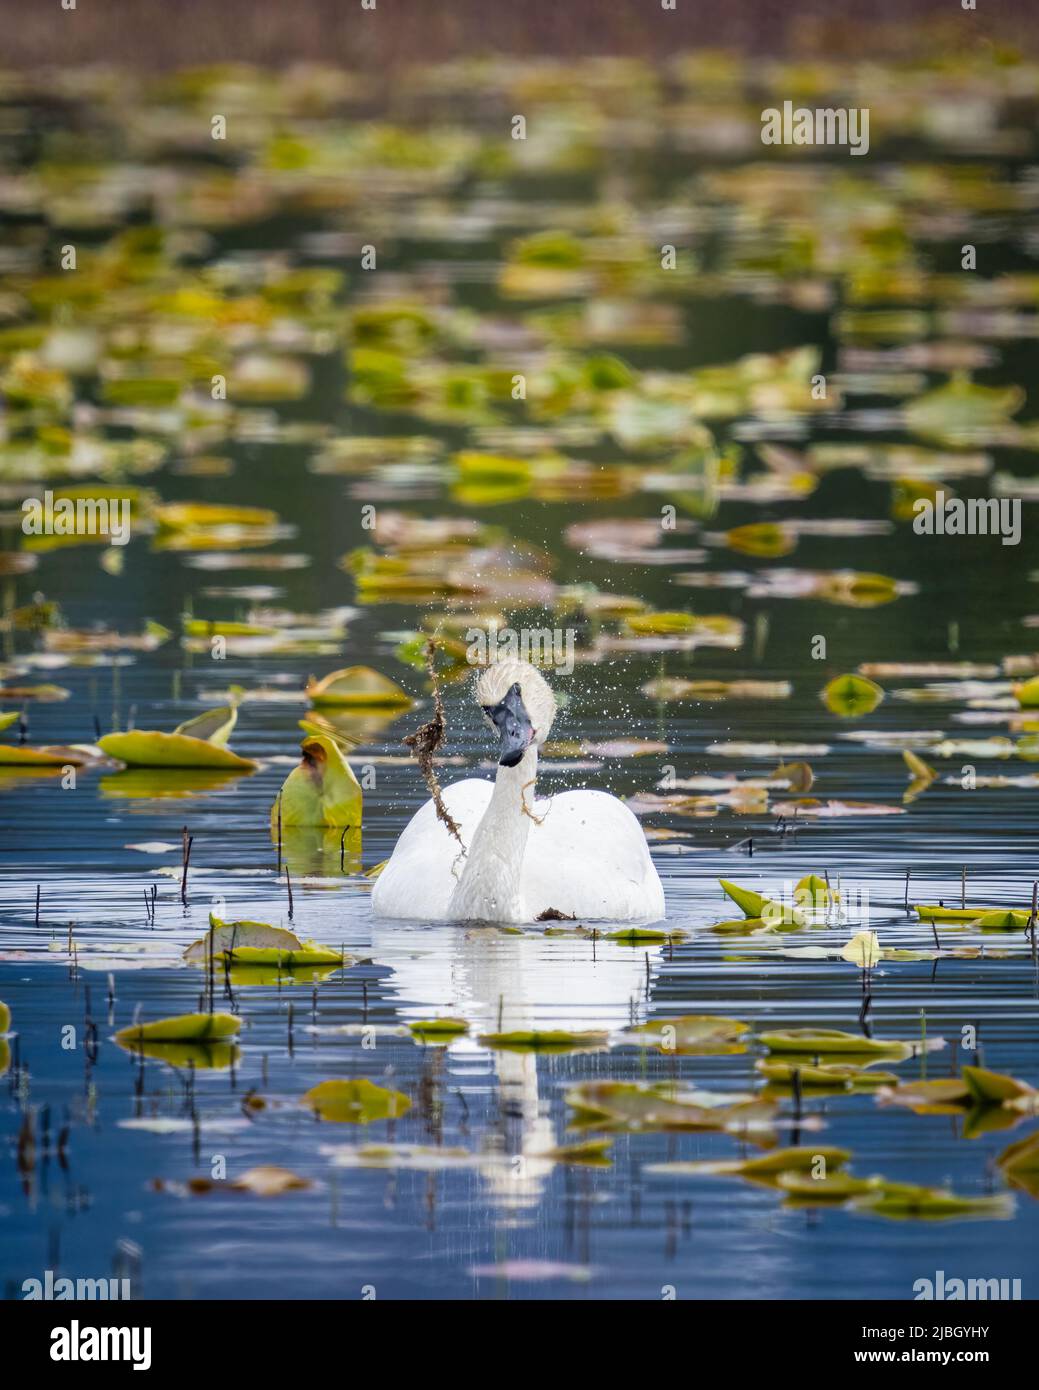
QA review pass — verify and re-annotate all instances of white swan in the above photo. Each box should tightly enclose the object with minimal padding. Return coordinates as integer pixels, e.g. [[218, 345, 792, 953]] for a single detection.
[[371, 658, 666, 923]]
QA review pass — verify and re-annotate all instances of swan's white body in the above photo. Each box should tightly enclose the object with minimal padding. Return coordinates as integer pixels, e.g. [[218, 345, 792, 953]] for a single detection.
[[372, 744, 666, 923]]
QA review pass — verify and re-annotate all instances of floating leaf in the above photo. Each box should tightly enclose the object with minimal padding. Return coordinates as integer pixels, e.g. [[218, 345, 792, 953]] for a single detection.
[[0, 744, 97, 766], [914, 903, 1001, 922], [184, 917, 304, 963], [970, 910, 1032, 931], [759, 1028, 935, 1058], [725, 522, 796, 558], [773, 798, 905, 818], [606, 926, 684, 944], [303, 1078, 411, 1123], [962, 1065, 1035, 1104], [115, 1012, 240, 1045], [98, 729, 256, 770], [877, 1079, 971, 1113], [904, 375, 1023, 444], [852, 1184, 1014, 1222], [778, 1172, 881, 1203], [821, 673, 885, 717], [566, 1081, 770, 1133], [719, 879, 769, 917], [306, 666, 412, 708], [794, 873, 837, 911], [322, 1143, 477, 1171], [841, 930, 882, 969], [622, 1015, 749, 1054], [273, 735, 362, 828], [541, 1138, 613, 1165], [646, 1146, 851, 1181], [903, 748, 937, 802], [409, 1018, 469, 1041], [756, 1060, 898, 1088], [997, 1131, 1039, 1176], [479, 1029, 609, 1053], [172, 703, 239, 746]]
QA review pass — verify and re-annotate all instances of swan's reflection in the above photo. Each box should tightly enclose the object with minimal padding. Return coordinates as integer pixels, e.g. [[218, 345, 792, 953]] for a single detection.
[[368, 921, 662, 1208]]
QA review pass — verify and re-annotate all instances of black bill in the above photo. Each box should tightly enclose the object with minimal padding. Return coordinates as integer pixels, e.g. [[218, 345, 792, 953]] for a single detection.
[[485, 682, 533, 767]]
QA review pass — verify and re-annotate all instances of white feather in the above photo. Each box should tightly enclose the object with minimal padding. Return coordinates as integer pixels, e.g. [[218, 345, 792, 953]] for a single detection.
[[372, 760, 665, 923]]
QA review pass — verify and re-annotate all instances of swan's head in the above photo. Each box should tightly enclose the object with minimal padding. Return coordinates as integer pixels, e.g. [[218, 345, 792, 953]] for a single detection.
[[475, 658, 556, 767]]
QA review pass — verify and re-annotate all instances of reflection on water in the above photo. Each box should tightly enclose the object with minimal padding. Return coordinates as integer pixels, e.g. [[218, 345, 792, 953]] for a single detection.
[[3, 34, 1039, 1299]]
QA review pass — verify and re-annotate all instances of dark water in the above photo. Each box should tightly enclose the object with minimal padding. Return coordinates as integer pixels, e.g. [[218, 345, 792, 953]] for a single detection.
[[2, 55, 1039, 1301]]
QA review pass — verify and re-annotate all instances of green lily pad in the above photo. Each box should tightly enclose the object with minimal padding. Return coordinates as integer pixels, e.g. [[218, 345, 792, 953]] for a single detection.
[[821, 673, 885, 717], [409, 1018, 469, 1042], [606, 927, 684, 944], [479, 1029, 609, 1053]]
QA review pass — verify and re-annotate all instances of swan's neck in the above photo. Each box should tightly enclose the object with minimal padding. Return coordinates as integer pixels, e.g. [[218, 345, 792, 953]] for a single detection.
[[448, 746, 537, 922]]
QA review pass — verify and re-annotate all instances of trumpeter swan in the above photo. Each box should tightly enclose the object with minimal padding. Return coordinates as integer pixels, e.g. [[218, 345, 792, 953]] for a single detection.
[[371, 658, 666, 923]]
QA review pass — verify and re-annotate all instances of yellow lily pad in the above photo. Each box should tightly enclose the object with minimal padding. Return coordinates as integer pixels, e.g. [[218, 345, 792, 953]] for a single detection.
[[997, 1131, 1039, 1175], [409, 1018, 469, 1041], [185, 917, 305, 963], [962, 1065, 1035, 1104], [118, 1040, 240, 1069], [115, 1012, 240, 1045], [755, 1060, 899, 1088], [794, 873, 838, 910], [852, 1184, 1013, 1221], [0, 745, 82, 766], [98, 729, 256, 769], [273, 735, 362, 828], [778, 1172, 881, 1203], [171, 704, 239, 746], [759, 1028, 922, 1058], [306, 666, 412, 708], [646, 1145, 851, 1181], [913, 904, 1001, 922], [841, 930, 883, 968], [971, 910, 1032, 931], [303, 1078, 411, 1123]]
